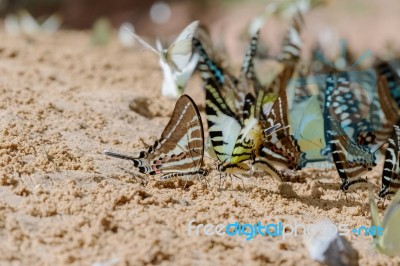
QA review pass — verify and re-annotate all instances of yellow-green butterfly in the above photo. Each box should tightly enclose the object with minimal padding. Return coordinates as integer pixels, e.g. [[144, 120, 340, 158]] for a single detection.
[[369, 187, 400, 257]]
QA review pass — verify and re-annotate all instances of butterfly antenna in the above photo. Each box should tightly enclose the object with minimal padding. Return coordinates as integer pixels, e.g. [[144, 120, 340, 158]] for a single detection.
[[219, 172, 223, 191], [349, 49, 372, 69], [370, 142, 385, 154], [103, 150, 138, 162]]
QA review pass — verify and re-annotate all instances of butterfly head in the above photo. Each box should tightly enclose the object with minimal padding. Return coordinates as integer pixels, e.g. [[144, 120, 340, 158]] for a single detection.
[[217, 163, 227, 173], [200, 168, 209, 177]]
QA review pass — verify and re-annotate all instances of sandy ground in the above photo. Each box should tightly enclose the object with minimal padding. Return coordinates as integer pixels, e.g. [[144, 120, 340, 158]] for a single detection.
[[1, 4, 400, 265]]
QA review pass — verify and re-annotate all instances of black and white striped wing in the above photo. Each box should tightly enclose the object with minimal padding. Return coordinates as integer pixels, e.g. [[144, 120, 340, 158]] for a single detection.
[[104, 95, 206, 180], [379, 125, 400, 198], [205, 78, 242, 167], [193, 37, 238, 113], [329, 115, 377, 191], [267, 11, 304, 93]]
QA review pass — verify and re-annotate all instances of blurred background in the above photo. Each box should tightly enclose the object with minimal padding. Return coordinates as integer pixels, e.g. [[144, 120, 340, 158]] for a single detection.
[[1, 0, 400, 59]]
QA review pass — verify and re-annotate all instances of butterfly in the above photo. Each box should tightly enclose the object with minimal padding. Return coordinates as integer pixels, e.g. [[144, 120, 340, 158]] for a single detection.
[[204, 78, 250, 174], [104, 95, 208, 181], [267, 11, 304, 93], [369, 187, 400, 257], [328, 110, 378, 192], [128, 20, 199, 72], [322, 73, 376, 157], [330, 74, 375, 145], [5, 10, 61, 37], [254, 75, 307, 180], [379, 125, 400, 198], [194, 21, 263, 119], [126, 21, 199, 98]]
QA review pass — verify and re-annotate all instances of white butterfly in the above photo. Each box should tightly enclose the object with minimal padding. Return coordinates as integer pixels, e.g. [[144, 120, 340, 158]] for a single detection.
[[124, 21, 199, 98], [5, 9, 61, 36], [369, 187, 400, 257], [124, 20, 199, 72], [158, 48, 199, 98]]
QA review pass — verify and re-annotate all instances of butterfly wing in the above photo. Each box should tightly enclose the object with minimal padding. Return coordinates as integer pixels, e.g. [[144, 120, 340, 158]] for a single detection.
[[236, 27, 264, 120], [266, 11, 304, 94], [255, 78, 307, 179], [329, 112, 376, 191], [193, 37, 238, 114], [377, 190, 400, 256], [379, 125, 400, 198], [159, 57, 179, 98], [105, 95, 204, 177], [230, 93, 263, 166], [291, 95, 325, 161], [166, 21, 199, 71], [41, 14, 62, 33], [205, 78, 242, 167], [18, 9, 40, 35]]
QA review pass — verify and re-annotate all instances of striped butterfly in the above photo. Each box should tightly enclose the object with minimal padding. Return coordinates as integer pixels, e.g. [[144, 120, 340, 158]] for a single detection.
[[369, 187, 400, 257], [267, 11, 304, 93], [328, 111, 377, 191], [254, 76, 307, 180], [226, 91, 279, 172], [194, 22, 263, 119], [379, 125, 400, 198], [205, 78, 279, 176], [329, 73, 375, 146], [205, 78, 251, 174], [104, 95, 208, 181], [322, 73, 376, 157]]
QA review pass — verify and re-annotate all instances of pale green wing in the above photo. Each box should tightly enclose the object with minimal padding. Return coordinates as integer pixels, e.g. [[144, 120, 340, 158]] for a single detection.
[[290, 95, 325, 161], [378, 190, 400, 256]]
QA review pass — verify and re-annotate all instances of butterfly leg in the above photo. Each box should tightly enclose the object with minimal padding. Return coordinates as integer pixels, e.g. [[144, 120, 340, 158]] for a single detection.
[[232, 174, 246, 191], [118, 167, 147, 186]]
